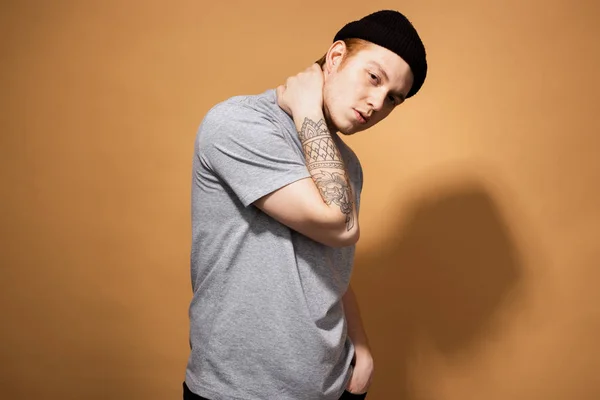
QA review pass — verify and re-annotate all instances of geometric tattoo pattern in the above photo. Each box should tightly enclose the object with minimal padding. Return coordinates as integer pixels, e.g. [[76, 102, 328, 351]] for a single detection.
[[298, 117, 329, 142], [303, 137, 342, 162], [298, 117, 355, 231]]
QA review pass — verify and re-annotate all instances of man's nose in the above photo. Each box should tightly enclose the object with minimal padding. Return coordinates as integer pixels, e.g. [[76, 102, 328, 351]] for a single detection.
[[368, 90, 387, 113]]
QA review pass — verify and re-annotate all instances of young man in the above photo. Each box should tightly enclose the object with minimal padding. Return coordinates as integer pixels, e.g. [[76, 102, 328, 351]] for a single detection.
[[184, 10, 427, 400]]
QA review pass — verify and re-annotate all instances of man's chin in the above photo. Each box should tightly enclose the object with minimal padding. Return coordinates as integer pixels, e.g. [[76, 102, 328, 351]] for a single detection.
[[338, 124, 366, 136], [338, 129, 357, 136], [329, 115, 367, 135]]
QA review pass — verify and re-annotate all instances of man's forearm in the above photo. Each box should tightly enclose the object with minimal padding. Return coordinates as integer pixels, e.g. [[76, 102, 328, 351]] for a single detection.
[[343, 284, 374, 394], [294, 112, 357, 231], [343, 284, 371, 353]]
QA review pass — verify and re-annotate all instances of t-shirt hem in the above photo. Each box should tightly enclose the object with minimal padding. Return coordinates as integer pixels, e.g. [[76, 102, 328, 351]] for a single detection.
[[185, 380, 248, 400], [185, 379, 348, 400]]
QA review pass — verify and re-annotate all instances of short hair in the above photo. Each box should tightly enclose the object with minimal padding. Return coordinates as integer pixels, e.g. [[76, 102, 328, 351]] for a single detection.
[[315, 38, 372, 69]]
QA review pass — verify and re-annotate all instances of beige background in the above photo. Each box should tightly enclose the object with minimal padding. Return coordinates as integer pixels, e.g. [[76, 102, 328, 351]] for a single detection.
[[1, 0, 599, 399]]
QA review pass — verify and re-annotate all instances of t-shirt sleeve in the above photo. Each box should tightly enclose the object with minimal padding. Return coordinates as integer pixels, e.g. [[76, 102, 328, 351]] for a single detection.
[[198, 102, 311, 207]]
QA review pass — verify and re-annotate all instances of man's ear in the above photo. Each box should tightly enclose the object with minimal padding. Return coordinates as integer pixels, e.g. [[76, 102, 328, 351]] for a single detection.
[[325, 40, 346, 73]]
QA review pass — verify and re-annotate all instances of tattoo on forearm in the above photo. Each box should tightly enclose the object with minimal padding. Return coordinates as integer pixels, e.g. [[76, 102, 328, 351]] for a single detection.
[[298, 117, 329, 142], [298, 117, 355, 231], [307, 161, 344, 171], [303, 137, 343, 163], [313, 171, 355, 230]]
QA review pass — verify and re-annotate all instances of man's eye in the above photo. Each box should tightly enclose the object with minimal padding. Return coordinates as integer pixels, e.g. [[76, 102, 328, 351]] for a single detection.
[[369, 73, 379, 83]]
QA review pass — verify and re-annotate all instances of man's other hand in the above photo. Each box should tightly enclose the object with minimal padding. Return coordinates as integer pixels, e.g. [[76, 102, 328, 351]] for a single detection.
[[346, 348, 374, 395]]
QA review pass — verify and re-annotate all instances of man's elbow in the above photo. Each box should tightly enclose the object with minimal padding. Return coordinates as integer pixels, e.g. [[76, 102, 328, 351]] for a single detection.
[[332, 229, 360, 248], [309, 207, 359, 247], [321, 223, 360, 248]]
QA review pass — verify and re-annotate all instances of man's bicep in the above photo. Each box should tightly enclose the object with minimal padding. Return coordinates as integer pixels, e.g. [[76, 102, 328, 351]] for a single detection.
[[200, 106, 308, 206]]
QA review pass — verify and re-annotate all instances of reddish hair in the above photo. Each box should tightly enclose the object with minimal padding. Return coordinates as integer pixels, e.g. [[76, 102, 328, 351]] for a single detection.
[[316, 38, 371, 68]]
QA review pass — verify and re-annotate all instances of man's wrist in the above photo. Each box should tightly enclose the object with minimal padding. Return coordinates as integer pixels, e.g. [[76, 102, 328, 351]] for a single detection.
[[354, 346, 374, 369], [354, 344, 372, 357], [292, 109, 326, 133]]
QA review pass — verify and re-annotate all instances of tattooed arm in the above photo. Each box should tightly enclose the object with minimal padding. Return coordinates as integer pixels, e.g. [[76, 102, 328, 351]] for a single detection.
[[254, 110, 359, 248], [295, 114, 357, 232], [254, 65, 359, 247]]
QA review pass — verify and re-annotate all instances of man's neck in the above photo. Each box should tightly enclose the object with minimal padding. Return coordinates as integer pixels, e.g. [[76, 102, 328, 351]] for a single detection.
[[322, 104, 338, 135]]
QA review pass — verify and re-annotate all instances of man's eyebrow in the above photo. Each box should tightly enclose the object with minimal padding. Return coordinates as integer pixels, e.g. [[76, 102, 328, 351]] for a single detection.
[[371, 61, 406, 102]]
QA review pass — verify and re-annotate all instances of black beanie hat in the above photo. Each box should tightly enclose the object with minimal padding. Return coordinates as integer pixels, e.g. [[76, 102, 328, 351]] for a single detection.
[[333, 10, 428, 98]]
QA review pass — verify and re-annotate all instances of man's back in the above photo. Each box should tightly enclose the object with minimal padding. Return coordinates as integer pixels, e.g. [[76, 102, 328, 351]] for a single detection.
[[186, 89, 363, 400]]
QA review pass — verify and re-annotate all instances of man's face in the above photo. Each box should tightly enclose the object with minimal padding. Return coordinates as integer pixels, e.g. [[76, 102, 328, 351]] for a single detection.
[[323, 42, 414, 135]]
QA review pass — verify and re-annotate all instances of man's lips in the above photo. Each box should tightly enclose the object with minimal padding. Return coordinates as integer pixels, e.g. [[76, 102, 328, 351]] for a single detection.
[[354, 109, 369, 124]]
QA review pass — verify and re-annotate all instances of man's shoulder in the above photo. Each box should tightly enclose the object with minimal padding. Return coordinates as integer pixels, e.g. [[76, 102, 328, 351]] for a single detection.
[[203, 89, 279, 123], [196, 89, 292, 146]]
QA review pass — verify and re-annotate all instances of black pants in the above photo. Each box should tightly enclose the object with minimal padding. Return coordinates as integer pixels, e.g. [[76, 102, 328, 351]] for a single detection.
[[183, 382, 367, 399]]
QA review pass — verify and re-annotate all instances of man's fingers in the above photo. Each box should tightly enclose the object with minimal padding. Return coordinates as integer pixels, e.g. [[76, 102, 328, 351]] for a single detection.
[[276, 84, 284, 97]]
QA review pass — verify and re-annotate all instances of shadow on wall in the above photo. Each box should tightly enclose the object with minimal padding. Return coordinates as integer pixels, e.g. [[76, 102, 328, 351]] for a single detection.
[[353, 171, 524, 399]]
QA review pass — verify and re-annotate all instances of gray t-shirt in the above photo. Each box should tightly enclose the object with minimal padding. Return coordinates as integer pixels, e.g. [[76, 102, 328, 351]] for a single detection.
[[185, 89, 363, 400]]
